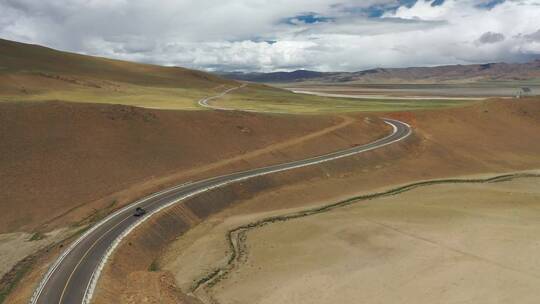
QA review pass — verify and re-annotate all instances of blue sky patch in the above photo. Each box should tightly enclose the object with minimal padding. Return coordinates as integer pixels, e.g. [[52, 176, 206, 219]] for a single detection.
[[399, 0, 419, 8], [340, 0, 419, 18], [431, 0, 445, 6], [476, 0, 505, 10], [285, 13, 334, 25]]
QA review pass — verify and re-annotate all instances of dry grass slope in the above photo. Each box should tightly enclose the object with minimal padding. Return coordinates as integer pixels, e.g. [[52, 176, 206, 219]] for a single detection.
[[0, 38, 239, 109], [0, 38, 234, 88]]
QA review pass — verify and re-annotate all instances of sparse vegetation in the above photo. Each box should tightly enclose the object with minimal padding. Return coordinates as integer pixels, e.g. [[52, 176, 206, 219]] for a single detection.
[[149, 260, 159, 272], [76, 200, 119, 228], [0, 254, 35, 304], [0, 84, 214, 110], [28, 232, 45, 241]]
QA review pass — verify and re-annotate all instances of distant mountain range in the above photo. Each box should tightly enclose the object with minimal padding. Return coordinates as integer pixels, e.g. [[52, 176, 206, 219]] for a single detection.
[[219, 61, 540, 84]]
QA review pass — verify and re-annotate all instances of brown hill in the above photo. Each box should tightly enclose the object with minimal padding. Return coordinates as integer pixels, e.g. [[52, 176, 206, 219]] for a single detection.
[[0, 101, 386, 233], [0, 38, 241, 109], [0, 38, 235, 89]]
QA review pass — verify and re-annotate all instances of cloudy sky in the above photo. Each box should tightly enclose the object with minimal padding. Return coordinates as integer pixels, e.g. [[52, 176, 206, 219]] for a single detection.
[[1, 0, 540, 72]]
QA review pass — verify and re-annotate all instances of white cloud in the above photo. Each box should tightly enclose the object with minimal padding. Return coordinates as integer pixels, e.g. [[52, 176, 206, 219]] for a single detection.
[[0, 0, 539, 72]]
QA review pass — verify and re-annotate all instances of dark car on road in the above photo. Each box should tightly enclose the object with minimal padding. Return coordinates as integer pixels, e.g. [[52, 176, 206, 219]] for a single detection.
[[134, 207, 147, 217]]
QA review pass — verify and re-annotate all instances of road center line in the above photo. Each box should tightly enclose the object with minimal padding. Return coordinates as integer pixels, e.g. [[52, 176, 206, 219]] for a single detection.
[[57, 215, 133, 304]]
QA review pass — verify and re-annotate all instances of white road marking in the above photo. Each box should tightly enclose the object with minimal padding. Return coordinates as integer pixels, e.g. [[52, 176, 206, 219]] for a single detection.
[[198, 84, 247, 110], [58, 216, 132, 304]]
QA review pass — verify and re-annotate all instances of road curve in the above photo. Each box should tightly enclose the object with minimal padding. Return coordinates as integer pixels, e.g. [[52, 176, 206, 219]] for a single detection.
[[198, 84, 247, 110], [30, 91, 412, 304]]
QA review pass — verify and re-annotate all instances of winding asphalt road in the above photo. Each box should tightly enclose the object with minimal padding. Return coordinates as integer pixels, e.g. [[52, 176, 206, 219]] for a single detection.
[[30, 90, 412, 304], [198, 84, 248, 111]]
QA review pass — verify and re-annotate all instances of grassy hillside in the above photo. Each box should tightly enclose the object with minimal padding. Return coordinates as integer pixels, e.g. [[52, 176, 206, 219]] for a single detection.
[[0, 38, 238, 109], [0, 38, 478, 112], [0, 39, 234, 88]]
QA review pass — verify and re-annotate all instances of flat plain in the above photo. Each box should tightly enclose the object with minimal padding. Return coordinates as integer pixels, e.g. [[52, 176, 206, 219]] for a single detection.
[[170, 174, 540, 304], [210, 175, 540, 304]]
